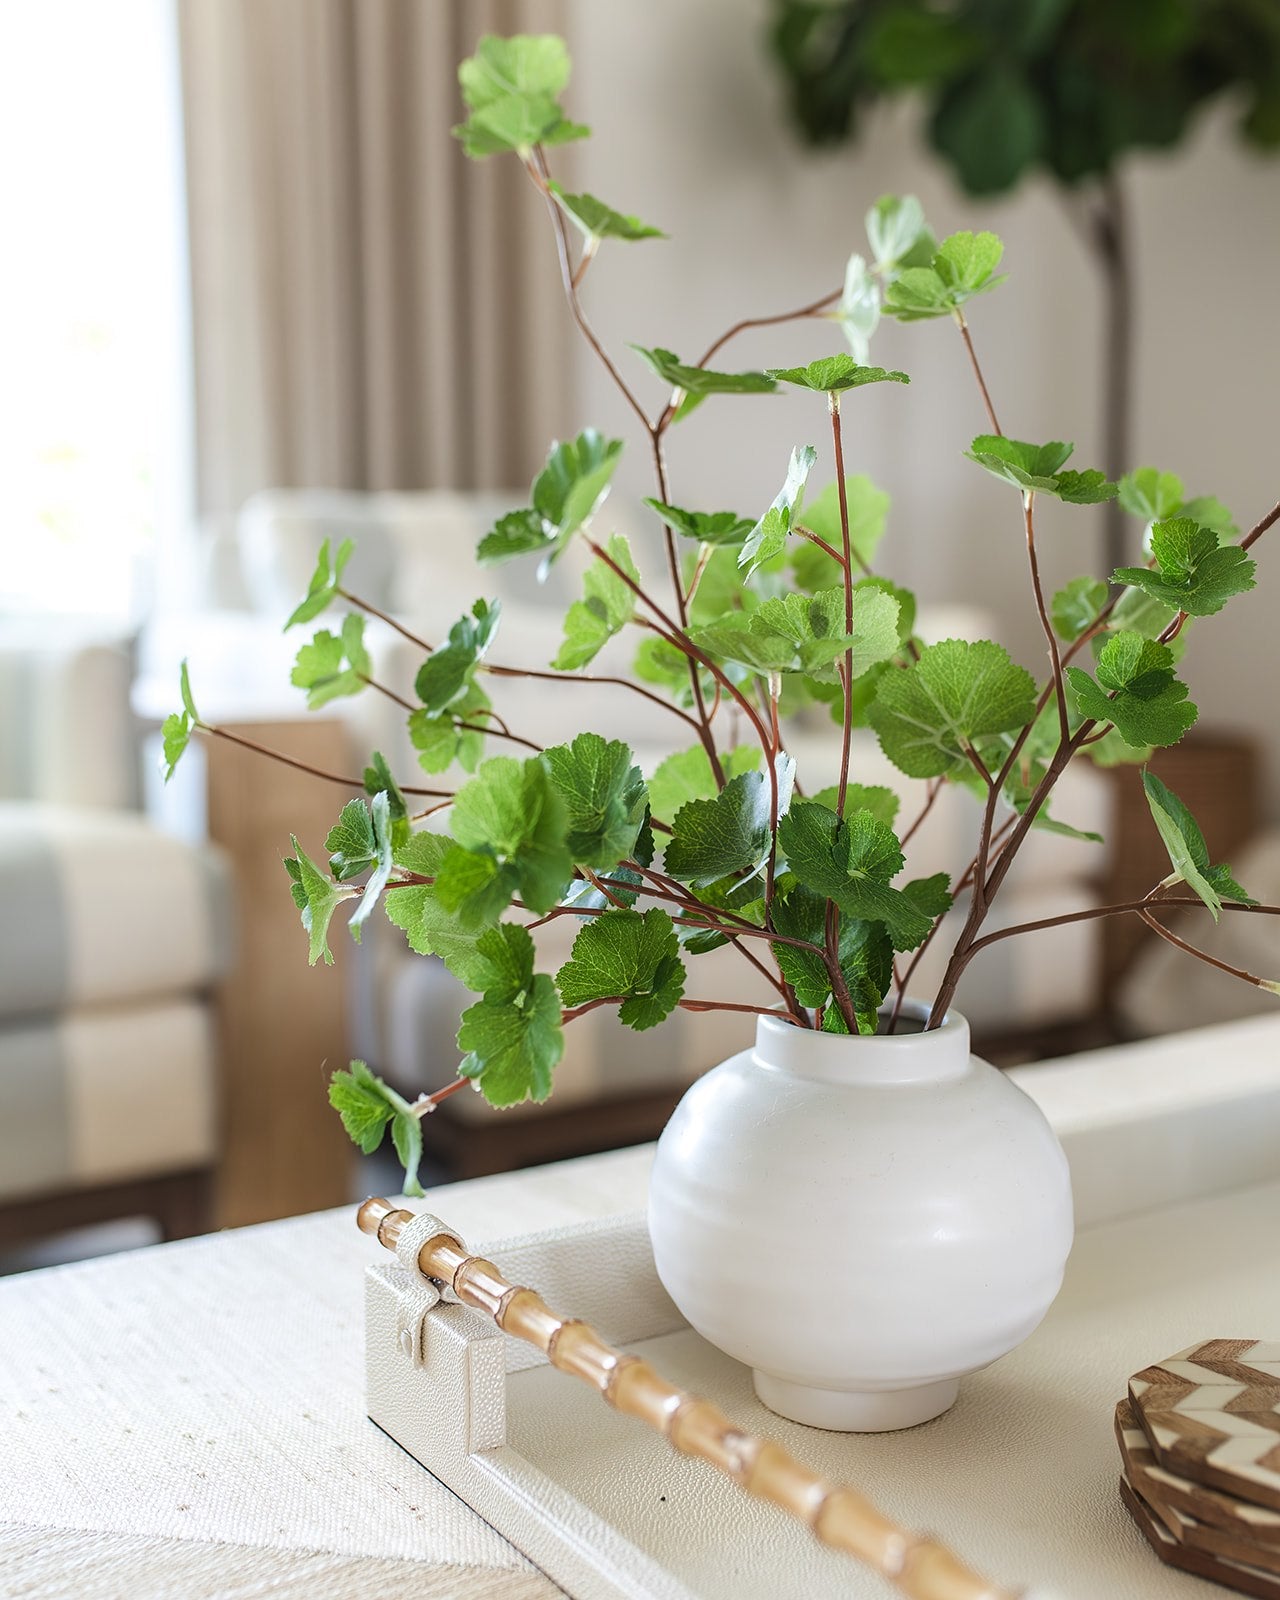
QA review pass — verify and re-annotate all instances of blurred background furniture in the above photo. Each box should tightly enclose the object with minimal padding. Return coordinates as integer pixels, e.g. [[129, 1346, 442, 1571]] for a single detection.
[[144, 488, 1120, 1179], [0, 623, 230, 1250]]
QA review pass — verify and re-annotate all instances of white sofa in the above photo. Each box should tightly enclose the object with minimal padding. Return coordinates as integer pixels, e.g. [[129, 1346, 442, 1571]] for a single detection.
[[159, 489, 1114, 1141]]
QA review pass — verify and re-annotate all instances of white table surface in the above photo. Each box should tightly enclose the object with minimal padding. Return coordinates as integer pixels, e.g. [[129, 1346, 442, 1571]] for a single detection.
[[0, 1149, 655, 1599], [4, 1015, 1280, 1600]]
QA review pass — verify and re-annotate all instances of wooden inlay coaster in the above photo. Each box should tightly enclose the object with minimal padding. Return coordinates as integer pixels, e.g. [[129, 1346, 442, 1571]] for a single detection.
[[1130, 1340, 1280, 1512], [1116, 1399, 1280, 1553], [1120, 1474, 1280, 1599]]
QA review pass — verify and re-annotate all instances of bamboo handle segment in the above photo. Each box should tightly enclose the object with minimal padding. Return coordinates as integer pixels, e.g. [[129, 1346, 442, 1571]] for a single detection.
[[357, 1197, 1023, 1600]]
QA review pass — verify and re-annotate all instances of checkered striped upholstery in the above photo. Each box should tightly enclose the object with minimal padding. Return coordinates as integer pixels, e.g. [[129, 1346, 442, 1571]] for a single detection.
[[0, 803, 233, 1203]]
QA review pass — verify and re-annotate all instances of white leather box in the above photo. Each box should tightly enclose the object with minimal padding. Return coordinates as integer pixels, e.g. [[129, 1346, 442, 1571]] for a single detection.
[[366, 1015, 1280, 1600]]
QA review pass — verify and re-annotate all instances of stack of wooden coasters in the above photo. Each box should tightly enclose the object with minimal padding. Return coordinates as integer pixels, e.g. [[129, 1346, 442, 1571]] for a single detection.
[[1117, 1339, 1280, 1596]]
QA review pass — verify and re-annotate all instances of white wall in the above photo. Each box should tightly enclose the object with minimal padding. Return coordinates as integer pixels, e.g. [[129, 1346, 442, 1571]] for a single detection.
[[526, 0, 1280, 816]]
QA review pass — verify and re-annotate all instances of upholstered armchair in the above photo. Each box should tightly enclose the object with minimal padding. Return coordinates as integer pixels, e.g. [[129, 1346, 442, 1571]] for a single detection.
[[0, 621, 232, 1248]]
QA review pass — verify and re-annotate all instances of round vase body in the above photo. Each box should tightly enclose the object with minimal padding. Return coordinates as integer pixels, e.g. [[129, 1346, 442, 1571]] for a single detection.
[[647, 1008, 1074, 1431]]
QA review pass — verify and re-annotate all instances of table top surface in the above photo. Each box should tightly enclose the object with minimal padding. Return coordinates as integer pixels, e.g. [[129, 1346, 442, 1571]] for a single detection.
[[5, 1014, 1280, 1600], [1, 1145, 655, 1599]]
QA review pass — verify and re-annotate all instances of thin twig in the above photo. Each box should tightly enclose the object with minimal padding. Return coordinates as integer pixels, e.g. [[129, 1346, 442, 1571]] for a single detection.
[[337, 589, 433, 654], [954, 312, 1001, 436], [1138, 908, 1277, 991], [1023, 494, 1071, 743], [693, 287, 841, 372], [408, 1077, 470, 1116], [201, 724, 452, 799], [899, 779, 943, 850], [485, 663, 701, 732], [968, 895, 1280, 956], [830, 394, 856, 817]]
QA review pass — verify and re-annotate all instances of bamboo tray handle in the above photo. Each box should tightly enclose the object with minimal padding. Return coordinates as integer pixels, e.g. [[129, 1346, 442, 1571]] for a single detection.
[[358, 1197, 1032, 1600]]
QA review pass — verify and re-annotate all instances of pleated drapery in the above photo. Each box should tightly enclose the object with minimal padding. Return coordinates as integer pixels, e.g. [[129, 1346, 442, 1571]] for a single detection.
[[177, 0, 572, 515]]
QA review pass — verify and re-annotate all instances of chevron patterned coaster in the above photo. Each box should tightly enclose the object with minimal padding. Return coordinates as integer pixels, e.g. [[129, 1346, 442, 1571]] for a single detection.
[[1130, 1340, 1280, 1512], [1120, 1475, 1280, 1599], [1117, 1402, 1280, 1575]]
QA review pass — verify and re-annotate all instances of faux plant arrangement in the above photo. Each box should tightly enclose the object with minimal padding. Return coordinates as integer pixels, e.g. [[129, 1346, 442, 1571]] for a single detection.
[[165, 33, 1280, 1216]]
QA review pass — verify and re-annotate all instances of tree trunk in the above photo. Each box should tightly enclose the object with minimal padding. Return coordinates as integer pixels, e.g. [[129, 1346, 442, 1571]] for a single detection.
[[1094, 171, 1134, 576]]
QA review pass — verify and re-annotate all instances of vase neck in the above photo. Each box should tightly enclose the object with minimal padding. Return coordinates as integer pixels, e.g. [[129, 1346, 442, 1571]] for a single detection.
[[752, 1007, 970, 1086]]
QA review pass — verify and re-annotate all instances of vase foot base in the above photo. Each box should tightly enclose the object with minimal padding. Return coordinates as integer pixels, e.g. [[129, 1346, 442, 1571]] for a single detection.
[[751, 1371, 960, 1432]]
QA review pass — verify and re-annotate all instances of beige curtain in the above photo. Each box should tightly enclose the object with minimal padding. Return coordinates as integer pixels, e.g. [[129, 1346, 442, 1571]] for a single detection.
[[178, 0, 572, 516]]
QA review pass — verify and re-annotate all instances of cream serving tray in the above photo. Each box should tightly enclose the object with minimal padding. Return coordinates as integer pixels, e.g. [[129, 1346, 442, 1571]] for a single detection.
[[365, 1014, 1280, 1600]]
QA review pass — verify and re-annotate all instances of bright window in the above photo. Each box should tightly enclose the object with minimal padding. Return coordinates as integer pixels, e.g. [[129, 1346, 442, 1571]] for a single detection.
[[0, 0, 190, 620]]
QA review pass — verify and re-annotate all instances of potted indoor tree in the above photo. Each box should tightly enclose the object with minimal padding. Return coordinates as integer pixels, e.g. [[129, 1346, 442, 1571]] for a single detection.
[[165, 34, 1279, 1431]]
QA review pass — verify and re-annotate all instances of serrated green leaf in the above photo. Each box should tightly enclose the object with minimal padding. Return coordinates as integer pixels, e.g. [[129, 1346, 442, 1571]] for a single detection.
[[632, 634, 717, 710], [384, 866, 495, 990], [553, 534, 638, 670], [347, 791, 394, 941], [283, 856, 307, 911], [361, 752, 409, 848], [934, 229, 1004, 294], [478, 431, 623, 568], [738, 444, 817, 577], [290, 615, 369, 710], [178, 659, 199, 723], [533, 430, 624, 544], [795, 474, 889, 578], [664, 759, 795, 886], [902, 872, 953, 917], [809, 783, 900, 830], [409, 682, 491, 775], [690, 583, 899, 685], [1141, 770, 1255, 922], [1180, 495, 1238, 539], [1065, 632, 1197, 748], [458, 33, 569, 109], [286, 836, 354, 965], [415, 598, 501, 713], [772, 885, 893, 1025], [543, 732, 647, 870], [390, 1109, 424, 1198], [778, 802, 932, 952], [1051, 576, 1110, 642], [866, 194, 930, 273], [1106, 586, 1179, 642], [646, 745, 761, 829], [435, 755, 573, 924], [882, 266, 953, 321], [643, 499, 754, 547], [883, 229, 1005, 321], [1119, 467, 1184, 522], [1052, 469, 1119, 505], [549, 182, 665, 242], [456, 925, 562, 1106], [285, 537, 355, 630], [557, 908, 686, 1030], [476, 508, 548, 565], [968, 434, 1073, 487], [328, 1059, 397, 1154], [630, 345, 777, 409], [833, 252, 880, 363], [868, 638, 1037, 778], [161, 711, 191, 782], [453, 92, 587, 159], [326, 797, 377, 880], [966, 435, 1117, 505], [767, 355, 909, 393], [1113, 518, 1256, 617]]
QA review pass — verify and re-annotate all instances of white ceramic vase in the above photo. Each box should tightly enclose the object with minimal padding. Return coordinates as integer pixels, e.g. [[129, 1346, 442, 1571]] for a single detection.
[[647, 1005, 1074, 1432]]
